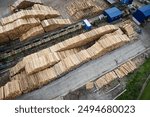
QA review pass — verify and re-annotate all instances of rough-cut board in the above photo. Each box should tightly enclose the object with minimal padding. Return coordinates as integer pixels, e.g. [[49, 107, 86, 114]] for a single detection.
[[11, 0, 43, 12]]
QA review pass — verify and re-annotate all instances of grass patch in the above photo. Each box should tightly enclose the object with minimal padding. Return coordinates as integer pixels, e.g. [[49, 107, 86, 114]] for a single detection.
[[140, 79, 150, 100], [117, 58, 150, 100]]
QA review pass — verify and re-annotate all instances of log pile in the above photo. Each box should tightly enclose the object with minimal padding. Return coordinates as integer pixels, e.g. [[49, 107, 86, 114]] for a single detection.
[[66, 0, 108, 20], [95, 61, 137, 89], [0, 9, 60, 26], [41, 19, 72, 32], [11, 0, 43, 12], [2, 24, 134, 99], [20, 25, 44, 41]]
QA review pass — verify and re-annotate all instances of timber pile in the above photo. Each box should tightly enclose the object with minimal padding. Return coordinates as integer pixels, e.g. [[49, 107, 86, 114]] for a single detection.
[[0, 18, 40, 42], [95, 61, 137, 89], [11, 0, 43, 12], [4, 24, 133, 99], [20, 25, 44, 41], [41, 19, 72, 32], [0, 9, 60, 26], [67, 0, 107, 20]]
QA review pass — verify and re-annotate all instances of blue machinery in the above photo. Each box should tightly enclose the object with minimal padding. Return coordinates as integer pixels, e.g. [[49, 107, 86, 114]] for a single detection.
[[83, 0, 150, 30]]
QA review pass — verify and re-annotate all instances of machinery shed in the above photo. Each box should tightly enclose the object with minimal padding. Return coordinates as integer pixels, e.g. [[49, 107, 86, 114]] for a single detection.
[[104, 7, 123, 23], [133, 4, 150, 23]]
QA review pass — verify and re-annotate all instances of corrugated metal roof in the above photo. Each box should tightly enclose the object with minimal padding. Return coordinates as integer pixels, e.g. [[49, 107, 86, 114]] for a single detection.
[[138, 4, 150, 17], [104, 7, 122, 18]]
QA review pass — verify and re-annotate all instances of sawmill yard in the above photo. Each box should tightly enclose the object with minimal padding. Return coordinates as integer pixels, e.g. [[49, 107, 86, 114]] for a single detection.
[[0, 0, 150, 100]]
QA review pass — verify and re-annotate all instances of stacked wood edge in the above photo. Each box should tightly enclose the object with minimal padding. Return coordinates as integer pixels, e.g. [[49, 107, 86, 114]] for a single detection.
[[0, 23, 137, 100], [0, 1, 71, 43], [86, 61, 137, 90], [66, 0, 108, 20]]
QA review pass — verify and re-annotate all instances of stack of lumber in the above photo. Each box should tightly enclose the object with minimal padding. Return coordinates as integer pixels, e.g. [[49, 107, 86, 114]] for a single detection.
[[0, 18, 40, 42], [95, 60, 137, 89], [23, 50, 60, 75], [4, 80, 22, 99], [11, 0, 43, 12], [0, 9, 60, 26], [86, 82, 94, 90], [32, 4, 54, 11], [20, 25, 44, 41], [114, 61, 137, 78], [32, 4, 60, 18], [67, 0, 95, 16], [66, 0, 107, 20], [5, 24, 133, 99], [121, 24, 135, 38], [36, 68, 57, 86], [95, 76, 108, 89], [57, 48, 81, 59], [10, 61, 25, 77], [49, 25, 118, 52], [98, 34, 130, 52], [41, 19, 72, 32], [0, 27, 9, 43]]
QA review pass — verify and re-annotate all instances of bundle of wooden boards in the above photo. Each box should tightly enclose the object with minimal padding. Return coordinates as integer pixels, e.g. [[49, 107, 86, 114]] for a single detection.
[[41, 19, 72, 32], [48, 25, 118, 52], [0, 18, 40, 43], [10, 25, 130, 77], [94, 61, 137, 89], [0, 9, 60, 26], [10, 0, 43, 12], [20, 25, 44, 41], [0, 2, 72, 43], [1, 24, 133, 100], [121, 24, 135, 38], [67, 0, 108, 20]]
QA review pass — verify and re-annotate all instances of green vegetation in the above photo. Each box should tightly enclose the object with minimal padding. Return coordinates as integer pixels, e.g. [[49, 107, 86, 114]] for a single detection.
[[117, 58, 150, 100], [140, 80, 150, 100]]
